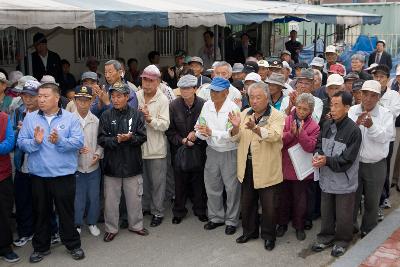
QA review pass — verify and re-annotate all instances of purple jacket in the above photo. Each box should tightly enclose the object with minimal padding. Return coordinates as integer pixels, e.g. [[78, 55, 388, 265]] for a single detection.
[[282, 110, 320, 181]]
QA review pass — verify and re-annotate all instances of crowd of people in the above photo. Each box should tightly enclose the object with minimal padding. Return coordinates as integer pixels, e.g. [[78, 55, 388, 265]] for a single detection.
[[0, 31, 400, 264]]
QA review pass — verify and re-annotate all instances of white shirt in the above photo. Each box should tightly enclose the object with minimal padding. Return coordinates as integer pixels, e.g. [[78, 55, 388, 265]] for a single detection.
[[195, 98, 240, 152], [197, 84, 242, 103], [40, 53, 48, 69], [348, 104, 393, 163], [280, 95, 323, 123], [45, 114, 56, 126], [379, 88, 400, 141]]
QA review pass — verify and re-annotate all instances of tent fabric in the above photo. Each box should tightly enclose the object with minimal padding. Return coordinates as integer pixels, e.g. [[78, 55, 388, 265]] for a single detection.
[[0, 0, 382, 30]]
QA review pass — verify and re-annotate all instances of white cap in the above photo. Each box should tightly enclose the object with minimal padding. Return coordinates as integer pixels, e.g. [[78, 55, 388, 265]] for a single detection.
[[282, 61, 292, 72], [396, 65, 400, 76], [310, 57, 325, 68], [244, 72, 262, 82], [325, 45, 337, 54], [257, 60, 269, 68], [365, 63, 378, 71], [361, 80, 381, 94], [326, 74, 344, 87]]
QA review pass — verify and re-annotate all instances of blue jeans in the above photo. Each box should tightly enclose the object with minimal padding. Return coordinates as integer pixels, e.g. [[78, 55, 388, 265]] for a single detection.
[[74, 168, 101, 226]]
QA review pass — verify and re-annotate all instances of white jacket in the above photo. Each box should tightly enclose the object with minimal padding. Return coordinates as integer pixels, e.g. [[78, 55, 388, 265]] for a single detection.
[[379, 88, 400, 141], [195, 98, 240, 152], [137, 89, 170, 159], [348, 104, 393, 163]]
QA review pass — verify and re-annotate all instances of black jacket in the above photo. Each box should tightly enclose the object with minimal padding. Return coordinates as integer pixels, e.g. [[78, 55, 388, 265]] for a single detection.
[[368, 51, 392, 70], [31, 50, 63, 83], [98, 106, 147, 178], [232, 45, 257, 64]]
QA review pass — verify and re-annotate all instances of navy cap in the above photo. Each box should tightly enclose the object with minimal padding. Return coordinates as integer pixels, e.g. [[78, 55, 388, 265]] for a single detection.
[[209, 77, 230, 92], [21, 80, 41, 96], [74, 85, 93, 98], [352, 79, 365, 92]]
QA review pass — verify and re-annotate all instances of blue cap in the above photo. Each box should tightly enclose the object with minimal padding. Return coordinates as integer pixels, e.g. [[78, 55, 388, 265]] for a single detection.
[[209, 77, 230, 92]]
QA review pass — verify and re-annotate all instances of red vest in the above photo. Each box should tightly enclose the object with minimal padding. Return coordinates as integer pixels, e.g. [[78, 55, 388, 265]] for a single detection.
[[0, 112, 11, 181]]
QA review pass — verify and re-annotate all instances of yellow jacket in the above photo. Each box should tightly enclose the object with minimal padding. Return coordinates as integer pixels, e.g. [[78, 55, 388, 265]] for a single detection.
[[232, 107, 285, 189]]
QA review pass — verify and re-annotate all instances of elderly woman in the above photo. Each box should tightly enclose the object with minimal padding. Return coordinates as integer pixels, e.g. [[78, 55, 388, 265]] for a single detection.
[[229, 82, 285, 251], [277, 93, 320, 241]]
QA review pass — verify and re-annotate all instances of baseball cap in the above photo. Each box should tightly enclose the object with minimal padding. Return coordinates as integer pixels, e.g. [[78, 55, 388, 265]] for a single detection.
[[328, 64, 346, 76], [244, 73, 262, 83], [365, 63, 378, 71], [310, 57, 324, 68], [281, 50, 291, 56], [344, 72, 359, 81], [174, 49, 186, 58], [243, 64, 256, 74], [0, 72, 8, 84], [21, 80, 41, 96], [40, 75, 59, 85], [14, 76, 37, 91], [232, 63, 244, 73], [109, 81, 130, 94], [371, 64, 390, 76], [352, 79, 365, 92], [81, 71, 98, 81], [269, 60, 283, 69], [188, 56, 203, 66], [282, 61, 292, 72], [325, 45, 337, 54], [208, 77, 230, 92], [265, 73, 286, 88], [140, 65, 161, 80], [326, 74, 344, 87], [361, 80, 381, 94], [177, 75, 197, 88], [297, 68, 314, 80], [257, 60, 269, 68], [74, 85, 93, 98]]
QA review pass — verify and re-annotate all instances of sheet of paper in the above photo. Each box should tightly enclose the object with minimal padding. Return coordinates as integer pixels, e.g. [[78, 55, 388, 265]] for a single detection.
[[288, 143, 314, 181]]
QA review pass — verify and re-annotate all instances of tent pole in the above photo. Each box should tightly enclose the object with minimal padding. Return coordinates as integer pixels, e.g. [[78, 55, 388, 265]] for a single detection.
[[23, 29, 30, 75], [314, 23, 318, 57], [214, 25, 219, 61], [323, 23, 327, 55]]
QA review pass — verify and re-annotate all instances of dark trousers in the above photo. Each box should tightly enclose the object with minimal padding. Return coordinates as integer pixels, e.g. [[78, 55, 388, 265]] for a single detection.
[[240, 159, 280, 241], [31, 174, 81, 252], [354, 159, 386, 234], [0, 176, 13, 255], [173, 168, 207, 218], [317, 192, 355, 248], [380, 141, 394, 204], [306, 181, 321, 221], [14, 170, 34, 238], [278, 179, 311, 230]]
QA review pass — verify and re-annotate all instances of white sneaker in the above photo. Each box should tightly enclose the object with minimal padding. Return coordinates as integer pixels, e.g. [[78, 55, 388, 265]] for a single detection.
[[76, 227, 81, 235], [378, 208, 384, 222], [88, 225, 100, 236], [13, 235, 33, 247], [383, 198, 391, 209]]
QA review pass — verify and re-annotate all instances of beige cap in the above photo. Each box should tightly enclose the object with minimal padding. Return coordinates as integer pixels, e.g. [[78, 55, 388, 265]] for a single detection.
[[361, 80, 381, 94], [326, 74, 344, 87], [325, 45, 337, 54]]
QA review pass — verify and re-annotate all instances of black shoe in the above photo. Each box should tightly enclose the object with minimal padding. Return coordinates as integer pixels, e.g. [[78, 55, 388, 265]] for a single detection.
[[1, 251, 20, 263], [360, 231, 368, 239], [204, 221, 224, 230], [276, 224, 288, 237], [150, 215, 163, 227], [143, 210, 151, 216], [264, 240, 275, 251], [311, 241, 333, 252], [296, 230, 306, 241], [236, 234, 259, 244], [29, 250, 51, 263], [69, 248, 85, 260], [120, 220, 129, 229], [331, 245, 346, 257], [172, 217, 182, 224], [304, 220, 313, 230], [225, 225, 236, 235], [197, 215, 208, 222]]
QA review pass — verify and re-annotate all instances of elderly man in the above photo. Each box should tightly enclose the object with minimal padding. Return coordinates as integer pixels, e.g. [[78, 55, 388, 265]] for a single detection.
[[320, 74, 345, 125], [323, 45, 338, 75], [91, 59, 138, 117], [231, 63, 245, 82], [351, 54, 372, 81], [137, 65, 170, 227], [241, 72, 262, 110], [281, 68, 323, 123], [188, 57, 212, 88], [98, 82, 148, 242], [166, 75, 208, 224], [312, 91, 362, 257], [343, 72, 360, 93], [368, 40, 392, 70], [349, 80, 393, 238], [66, 72, 100, 113], [257, 60, 270, 81], [372, 64, 400, 214], [352, 79, 364, 105], [17, 83, 85, 263], [313, 69, 323, 92], [195, 77, 241, 235], [197, 61, 242, 102], [265, 73, 287, 111], [230, 82, 285, 250], [310, 57, 327, 85]]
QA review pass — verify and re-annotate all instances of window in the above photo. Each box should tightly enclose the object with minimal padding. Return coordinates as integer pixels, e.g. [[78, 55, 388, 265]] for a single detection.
[[74, 27, 118, 63], [155, 26, 187, 57], [0, 28, 21, 66]]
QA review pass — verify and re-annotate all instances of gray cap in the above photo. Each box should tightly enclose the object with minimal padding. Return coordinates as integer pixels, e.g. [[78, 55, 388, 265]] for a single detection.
[[232, 63, 244, 73], [189, 56, 203, 66], [40, 75, 58, 86], [297, 68, 314, 80], [177, 74, 197, 88], [310, 57, 325, 68], [265, 73, 286, 88], [14, 75, 37, 91], [281, 50, 291, 56], [344, 72, 360, 81], [81, 71, 98, 81], [109, 81, 130, 94]]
